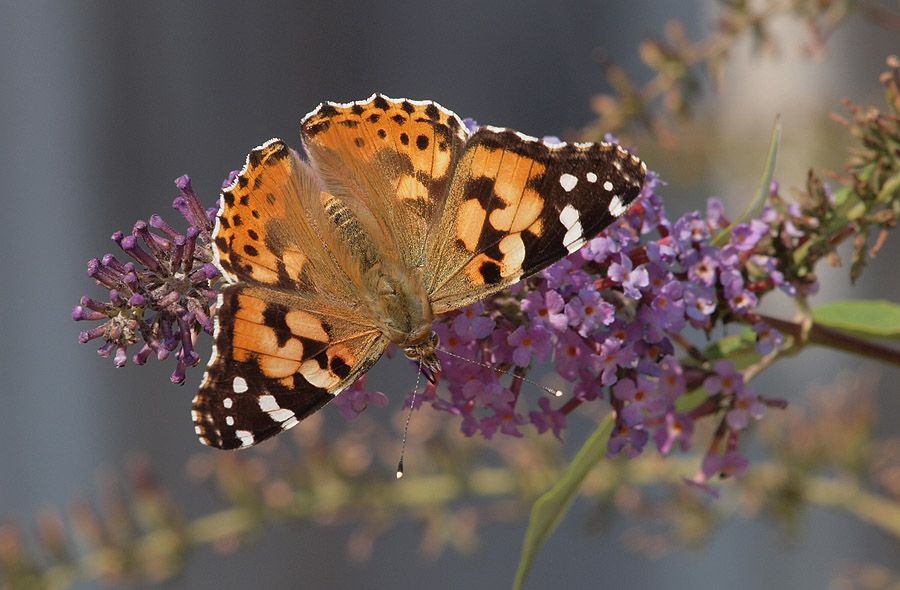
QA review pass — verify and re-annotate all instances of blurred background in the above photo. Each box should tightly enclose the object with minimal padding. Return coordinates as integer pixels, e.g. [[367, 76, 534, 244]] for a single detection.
[[1, 1, 899, 588]]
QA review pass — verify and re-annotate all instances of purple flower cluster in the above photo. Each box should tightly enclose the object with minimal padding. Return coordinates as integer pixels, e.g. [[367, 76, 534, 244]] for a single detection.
[[349, 171, 798, 485], [73, 176, 220, 384]]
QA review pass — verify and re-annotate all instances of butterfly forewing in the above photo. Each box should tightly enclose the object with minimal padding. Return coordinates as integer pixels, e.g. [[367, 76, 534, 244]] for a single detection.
[[300, 94, 470, 269], [213, 139, 352, 294], [425, 127, 646, 314]]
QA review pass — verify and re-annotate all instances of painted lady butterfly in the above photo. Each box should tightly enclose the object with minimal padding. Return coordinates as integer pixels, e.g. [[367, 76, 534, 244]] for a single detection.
[[193, 94, 646, 449]]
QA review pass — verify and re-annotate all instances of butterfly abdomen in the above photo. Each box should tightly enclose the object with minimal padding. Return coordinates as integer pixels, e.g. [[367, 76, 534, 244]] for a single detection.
[[320, 193, 381, 274]]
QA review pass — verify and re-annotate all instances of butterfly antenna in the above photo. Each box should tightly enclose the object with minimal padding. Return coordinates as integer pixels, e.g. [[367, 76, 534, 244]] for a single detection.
[[396, 360, 424, 479], [438, 349, 563, 397]]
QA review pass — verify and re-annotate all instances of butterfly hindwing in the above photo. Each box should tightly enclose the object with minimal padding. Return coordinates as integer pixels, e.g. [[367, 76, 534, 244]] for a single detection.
[[193, 283, 387, 449], [425, 126, 647, 313]]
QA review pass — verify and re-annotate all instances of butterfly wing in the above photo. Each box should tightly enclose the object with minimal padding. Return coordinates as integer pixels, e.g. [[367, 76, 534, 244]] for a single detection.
[[212, 138, 353, 293], [194, 283, 386, 449], [300, 94, 470, 269], [425, 127, 647, 313], [194, 139, 388, 449]]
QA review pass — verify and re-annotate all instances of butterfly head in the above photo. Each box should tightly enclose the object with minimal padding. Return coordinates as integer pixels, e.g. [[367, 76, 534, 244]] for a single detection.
[[403, 330, 441, 384]]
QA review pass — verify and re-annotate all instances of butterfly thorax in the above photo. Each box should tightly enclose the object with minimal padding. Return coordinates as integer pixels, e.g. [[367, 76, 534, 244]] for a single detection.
[[363, 261, 443, 377], [365, 260, 432, 338]]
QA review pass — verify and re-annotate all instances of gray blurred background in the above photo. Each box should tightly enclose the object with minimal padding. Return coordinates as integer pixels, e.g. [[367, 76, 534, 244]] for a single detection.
[[2, 1, 899, 588]]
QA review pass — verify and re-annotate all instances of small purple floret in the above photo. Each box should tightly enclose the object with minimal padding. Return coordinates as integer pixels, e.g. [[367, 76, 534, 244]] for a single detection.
[[175, 175, 213, 243]]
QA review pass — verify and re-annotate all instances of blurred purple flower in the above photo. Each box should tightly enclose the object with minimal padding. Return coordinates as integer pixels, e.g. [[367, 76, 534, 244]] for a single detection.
[[530, 397, 566, 440], [726, 388, 766, 430], [334, 385, 389, 420], [654, 411, 694, 454], [753, 322, 784, 356], [608, 423, 650, 459], [702, 451, 749, 480], [480, 404, 528, 439], [703, 359, 744, 396], [614, 376, 667, 424], [731, 219, 769, 251], [451, 301, 495, 338]]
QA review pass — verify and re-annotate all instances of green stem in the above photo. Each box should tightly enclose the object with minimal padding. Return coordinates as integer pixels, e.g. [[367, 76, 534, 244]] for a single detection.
[[757, 313, 900, 367]]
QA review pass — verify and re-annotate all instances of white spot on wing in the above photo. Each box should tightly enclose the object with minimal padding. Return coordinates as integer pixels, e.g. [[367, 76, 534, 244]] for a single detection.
[[270, 409, 296, 423], [206, 344, 219, 368], [226, 416, 234, 426], [559, 205, 586, 254], [586, 172, 598, 183], [259, 395, 279, 412], [559, 204, 579, 228], [223, 397, 233, 409], [559, 173, 578, 192], [235, 430, 255, 448], [232, 377, 248, 393], [603, 180, 614, 191], [609, 194, 629, 217], [256, 393, 296, 423]]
